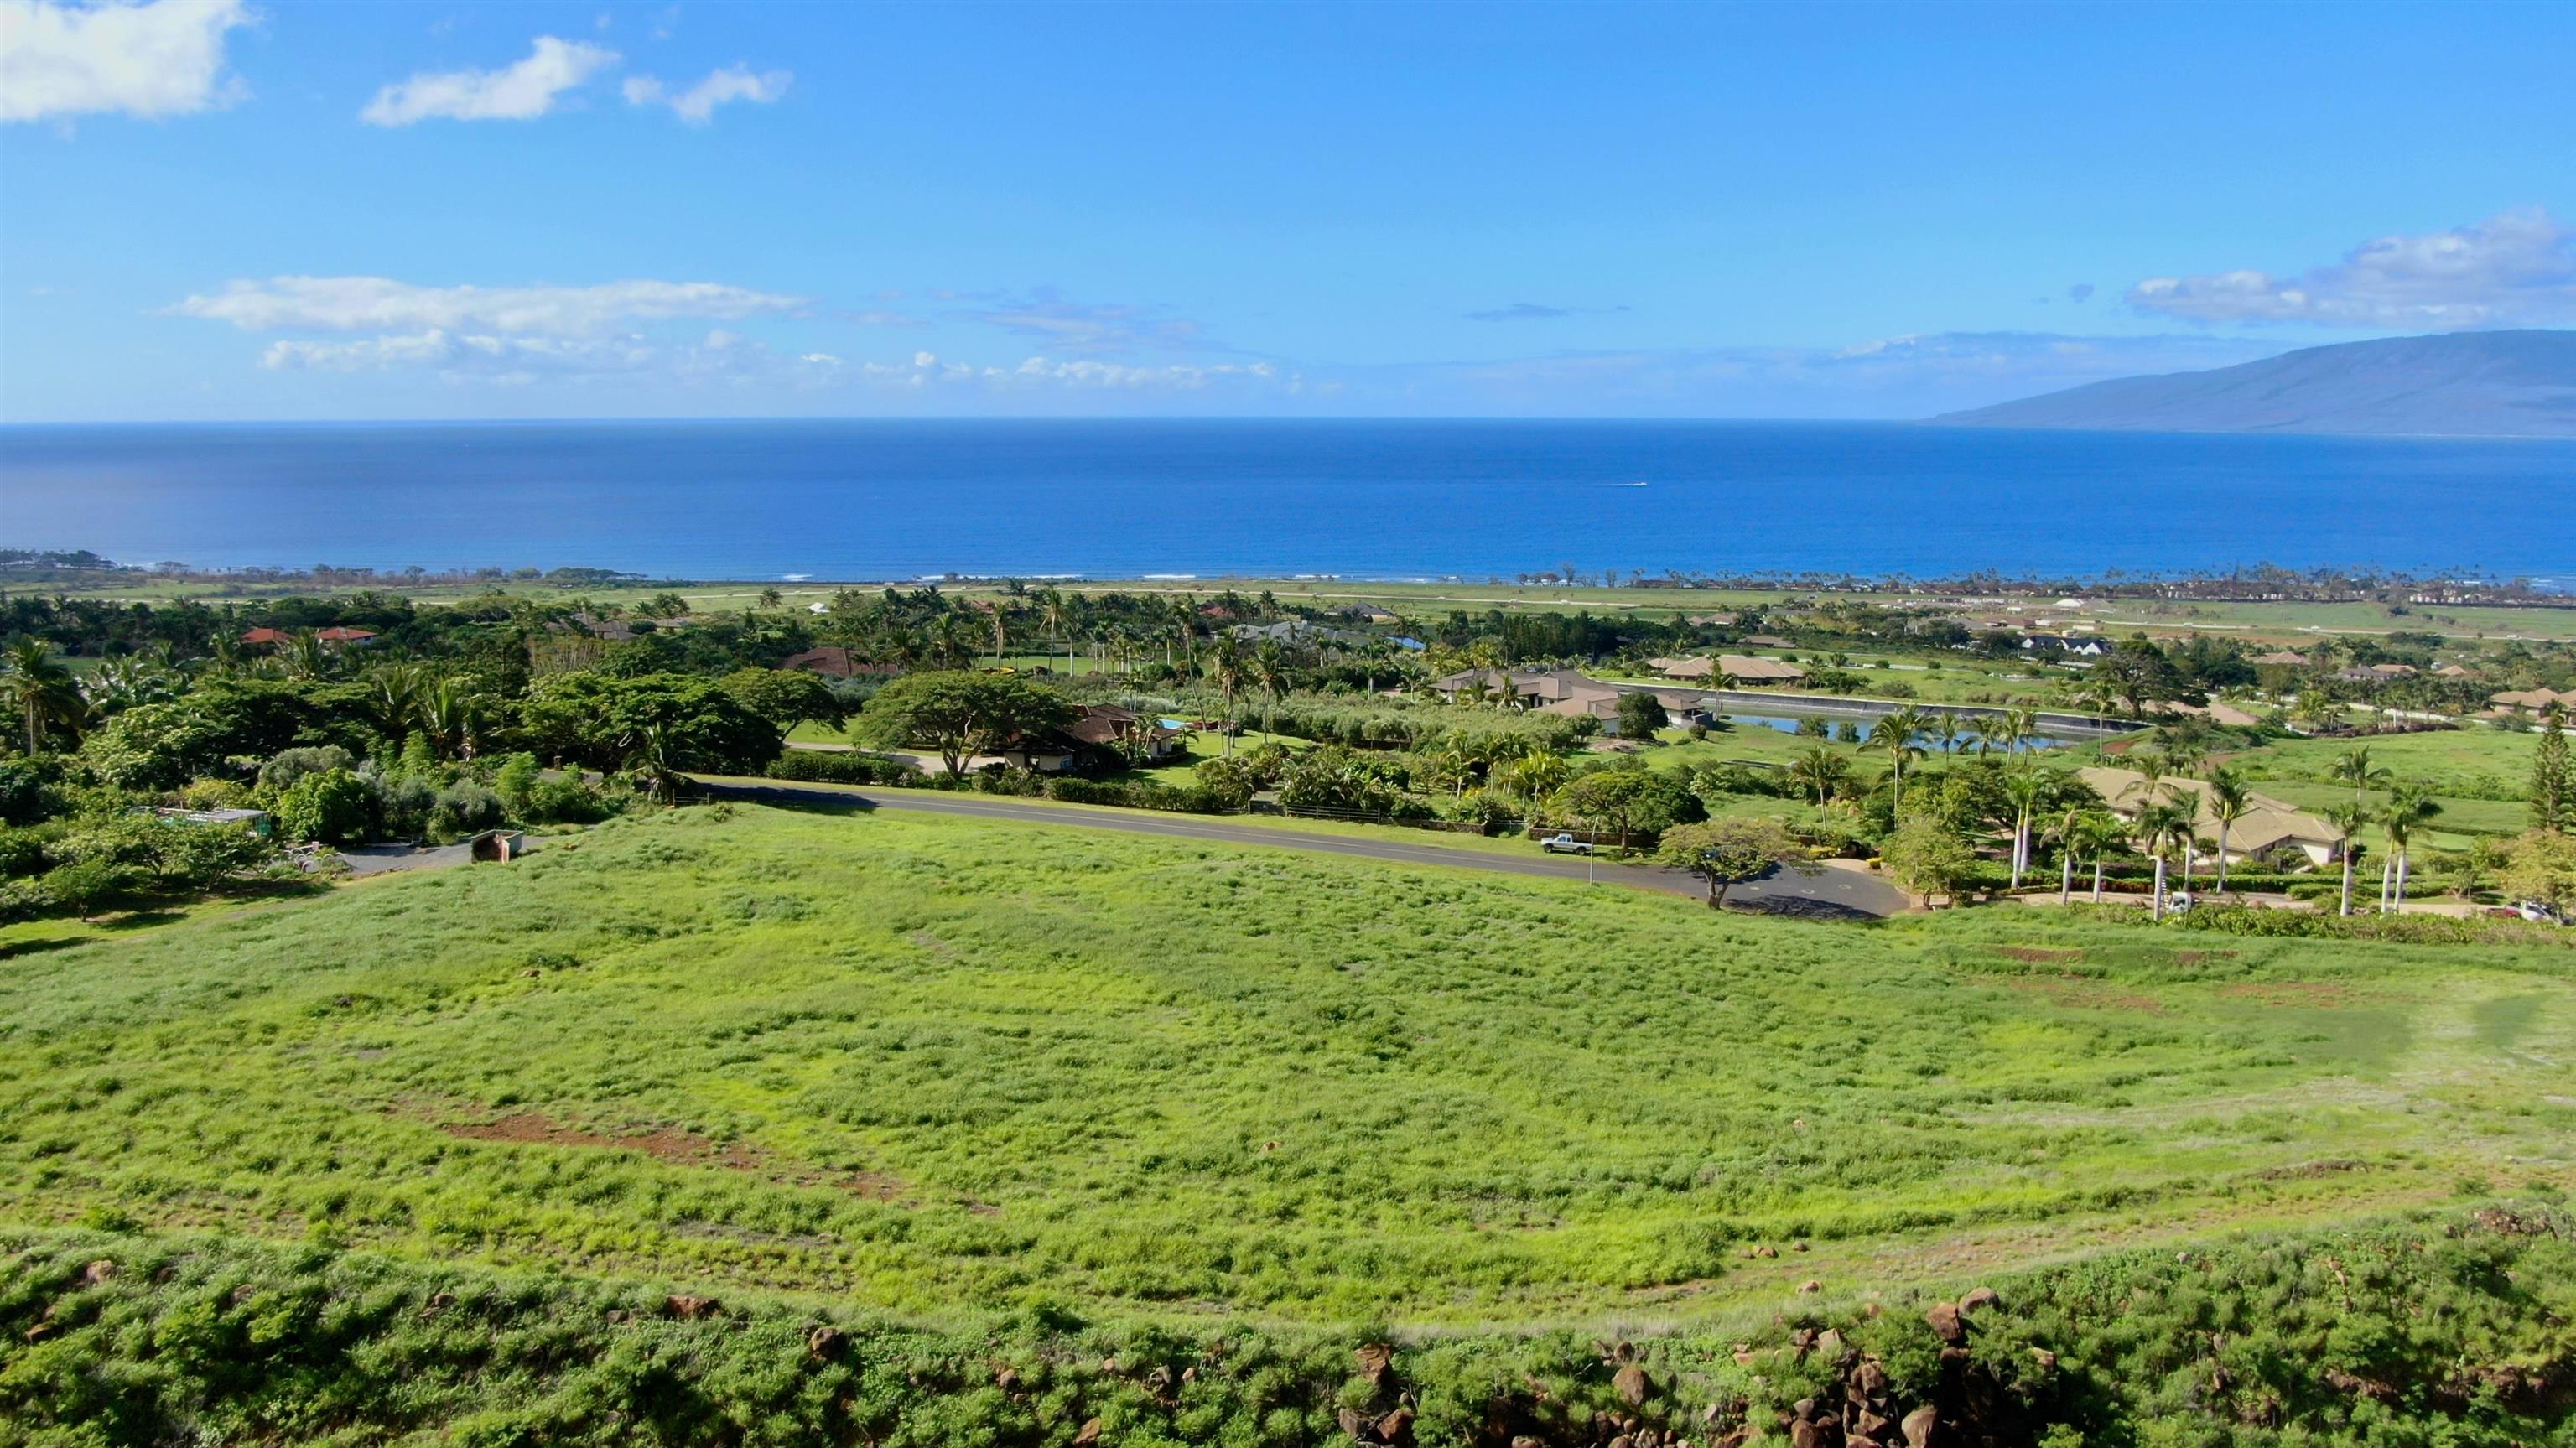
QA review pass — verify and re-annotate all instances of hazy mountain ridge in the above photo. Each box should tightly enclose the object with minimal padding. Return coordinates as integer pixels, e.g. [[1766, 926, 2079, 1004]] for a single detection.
[[1931, 330, 2576, 437]]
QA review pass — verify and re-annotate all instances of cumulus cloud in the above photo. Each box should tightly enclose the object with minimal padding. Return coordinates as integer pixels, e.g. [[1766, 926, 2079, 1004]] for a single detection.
[[0, 0, 250, 122], [170, 275, 808, 335], [361, 35, 618, 125], [2127, 208, 2576, 329], [622, 63, 789, 122], [259, 326, 835, 388], [956, 290, 1210, 355]]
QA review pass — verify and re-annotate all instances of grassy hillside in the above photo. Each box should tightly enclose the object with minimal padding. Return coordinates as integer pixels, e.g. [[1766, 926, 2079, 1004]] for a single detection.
[[3, 804, 2568, 1335]]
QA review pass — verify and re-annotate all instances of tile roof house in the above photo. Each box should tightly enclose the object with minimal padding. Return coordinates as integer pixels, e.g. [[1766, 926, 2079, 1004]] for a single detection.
[[238, 627, 292, 647], [314, 626, 377, 643], [2078, 766, 2344, 871], [2491, 688, 2576, 713], [2251, 649, 2310, 667]]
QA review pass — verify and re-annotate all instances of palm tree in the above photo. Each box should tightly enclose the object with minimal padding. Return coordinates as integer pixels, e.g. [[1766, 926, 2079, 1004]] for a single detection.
[[1789, 743, 1853, 807], [282, 630, 328, 681], [1966, 715, 2005, 759], [2325, 799, 2371, 917], [0, 640, 85, 753], [2376, 785, 2442, 914], [622, 719, 683, 803], [371, 662, 430, 745], [2331, 745, 2392, 802], [2204, 766, 2254, 896], [1873, 705, 1926, 811], [1928, 713, 1963, 758], [987, 603, 1013, 667], [418, 677, 481, 760], [2001, 765, 2054, 891], [2134, 799, 2196, 921], [1204, 637, 1246, 754], [756, 587, 785, 609], [2053, 810, 2123, 904], [1036, 587, 1071, 672], [1246, 636, 1288, 736]]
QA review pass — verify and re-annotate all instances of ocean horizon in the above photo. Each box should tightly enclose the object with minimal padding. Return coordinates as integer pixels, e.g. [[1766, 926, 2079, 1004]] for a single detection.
[[3, 418, 2570, 583]]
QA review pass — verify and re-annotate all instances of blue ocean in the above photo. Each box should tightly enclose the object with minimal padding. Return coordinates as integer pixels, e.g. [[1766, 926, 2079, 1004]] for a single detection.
[[2, 420, 2568, 581]]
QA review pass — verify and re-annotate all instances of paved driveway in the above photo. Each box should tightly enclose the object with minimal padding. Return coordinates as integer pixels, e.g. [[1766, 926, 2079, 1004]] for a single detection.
[[699, 781, 1910, 919]]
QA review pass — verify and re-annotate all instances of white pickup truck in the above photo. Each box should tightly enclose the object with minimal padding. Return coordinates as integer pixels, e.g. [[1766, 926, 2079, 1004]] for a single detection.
[[1538, 833, 1598, 855]]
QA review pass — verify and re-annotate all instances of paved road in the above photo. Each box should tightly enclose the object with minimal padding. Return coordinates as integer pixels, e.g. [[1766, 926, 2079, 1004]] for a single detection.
[[697, 780, 1910, 919]]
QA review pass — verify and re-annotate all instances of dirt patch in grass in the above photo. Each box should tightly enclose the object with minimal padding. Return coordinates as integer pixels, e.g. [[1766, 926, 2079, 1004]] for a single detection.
[[1997, 946, 2087, 964], [418, 1103, 917, 1202], [439, 1111, 767, 1170], [2219, 980, 2358, 1008], [2003, 973, 2167, 1015]]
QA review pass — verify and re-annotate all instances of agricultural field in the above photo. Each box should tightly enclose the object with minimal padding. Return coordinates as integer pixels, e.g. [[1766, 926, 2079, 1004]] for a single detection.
[[5, 803, 2568, 1331]]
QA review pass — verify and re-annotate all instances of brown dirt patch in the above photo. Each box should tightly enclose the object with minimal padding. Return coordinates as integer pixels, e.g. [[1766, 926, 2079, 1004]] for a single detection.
[[2219, 980, 2357, 1008], [1997, 946, 2086, 964], [439, 1111, 766, 1170], [2003, 974, 2167, 1015], [411, 1101, 917, 1202]]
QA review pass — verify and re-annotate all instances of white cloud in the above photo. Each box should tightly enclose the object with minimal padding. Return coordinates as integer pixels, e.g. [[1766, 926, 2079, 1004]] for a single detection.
[[622, 62, 788, 123], [958, 290, 1211, 354], [360, 35, 617, 126], [171, 275, 808, 335], [2128, 208, 2576, 329], [0, 0, 250, 122]]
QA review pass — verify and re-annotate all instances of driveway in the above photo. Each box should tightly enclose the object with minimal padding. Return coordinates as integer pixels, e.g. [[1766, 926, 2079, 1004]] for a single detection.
[[697, 780, 1910, 919]]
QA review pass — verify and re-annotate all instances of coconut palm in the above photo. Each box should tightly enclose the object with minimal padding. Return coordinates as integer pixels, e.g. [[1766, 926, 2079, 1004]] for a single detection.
[[1250, 641, 1287, 740], [1873, 705, 1927, 810], [2204, 766, 2255, 895], [2331, 745, 2392, 802], [2053, 809, 2124, 904], [1966, 715, 2005, 759], [756, 587, 784, 609], [2000, 764, 2056, 891], [418, 677, 482, 760], [2133, 798, 2196, 921], [0, 640, 86, 753], [2325, 799, 2371, 916], [2376, 784, 2443, 914], [1789, 743, 1854, 807], [1036, 587, 1072, 672], [282, 630, 329, 681], [371, 662, 430, 745], [1928, 713, 1963, 758], [1203, 637, 1247, 754]]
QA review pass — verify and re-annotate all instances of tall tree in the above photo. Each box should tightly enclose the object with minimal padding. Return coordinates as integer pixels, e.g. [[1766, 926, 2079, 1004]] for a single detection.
[[2204, 766, 2254, 895], [2532, 708, 2571, 833], [0, 640, 85, 753], [2325, 799, 2371, 917], [1657, 817, 1811, 908], [2377, 784, 2442, 915]]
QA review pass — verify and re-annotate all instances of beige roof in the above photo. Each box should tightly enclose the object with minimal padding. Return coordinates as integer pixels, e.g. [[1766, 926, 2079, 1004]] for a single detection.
[[2251, 650, 2309, 666], [2434, 663, 2476, 678], [1649, 655, 1717, 678], [2492, 688, 2576, 711], [2078, 766, 2340, 848], [1717, 654, 1807, 682]]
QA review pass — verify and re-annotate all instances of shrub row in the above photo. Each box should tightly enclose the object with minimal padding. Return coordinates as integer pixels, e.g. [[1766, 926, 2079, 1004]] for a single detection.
[[5, 1206, 2568, 1445]]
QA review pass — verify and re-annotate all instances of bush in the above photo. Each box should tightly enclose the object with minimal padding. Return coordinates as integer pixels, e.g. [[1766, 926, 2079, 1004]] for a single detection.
[[275, 768, 371, 844], [523, 777, 612, 825], [258, 745, 356, 794], [427, 781, 506, 843], [766, 750, 925, 786]]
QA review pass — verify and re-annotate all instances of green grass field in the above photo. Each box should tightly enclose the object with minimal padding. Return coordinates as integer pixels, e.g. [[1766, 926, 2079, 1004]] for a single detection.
[[2222, 726, 2541, 803], [5, 802, 2568, 1336]]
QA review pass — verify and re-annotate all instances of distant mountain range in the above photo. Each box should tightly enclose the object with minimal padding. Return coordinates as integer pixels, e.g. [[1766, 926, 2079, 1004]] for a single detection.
[[1931, 330, 2576, 437]]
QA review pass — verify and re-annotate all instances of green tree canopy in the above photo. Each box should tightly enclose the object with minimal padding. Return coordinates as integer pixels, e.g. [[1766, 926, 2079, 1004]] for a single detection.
[[521, 672, 783, 777], [852, 671, 1072, 780], [1656, 816, 1811, 907]]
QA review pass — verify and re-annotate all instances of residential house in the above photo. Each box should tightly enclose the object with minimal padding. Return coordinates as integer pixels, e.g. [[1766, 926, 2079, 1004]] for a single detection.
[[1716, 654, 1807, 685], [1430, 667, 1621, 711], [2020, 634, 2109, 657], [314, 626, 377, 646], [781, 646, 899, 679], [2078, 766, 2342, 871], [238, 627, 292, 647], [2491, 687, 2576, 714], [2251, 649, 2310, 667], [993, 704, 1189, 772]]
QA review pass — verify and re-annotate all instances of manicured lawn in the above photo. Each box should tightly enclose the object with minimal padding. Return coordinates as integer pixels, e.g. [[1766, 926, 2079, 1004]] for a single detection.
[[2220, 726, 2541, 802], [4, 802, 2566, 1332]]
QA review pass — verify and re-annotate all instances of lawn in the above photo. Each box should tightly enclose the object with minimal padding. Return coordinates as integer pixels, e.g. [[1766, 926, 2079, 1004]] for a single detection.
[[4, 802, 2568, 1336], [2221, 725, 2541, 802]]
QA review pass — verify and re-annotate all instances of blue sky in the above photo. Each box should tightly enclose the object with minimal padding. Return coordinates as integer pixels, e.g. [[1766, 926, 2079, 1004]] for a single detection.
[[3, 0, 2571, 421]]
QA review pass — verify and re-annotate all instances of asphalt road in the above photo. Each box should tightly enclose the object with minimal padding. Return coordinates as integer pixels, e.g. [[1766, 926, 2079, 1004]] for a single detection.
[[698, 780, 1910, 919]]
